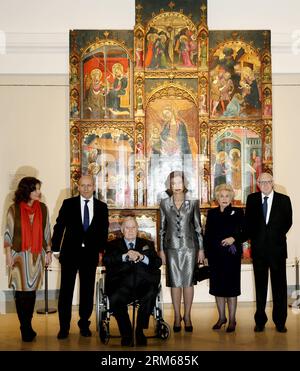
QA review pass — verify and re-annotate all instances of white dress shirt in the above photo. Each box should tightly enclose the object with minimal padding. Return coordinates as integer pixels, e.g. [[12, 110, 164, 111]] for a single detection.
[[80, 195, 94, 225], [80, 196, 94, 247]]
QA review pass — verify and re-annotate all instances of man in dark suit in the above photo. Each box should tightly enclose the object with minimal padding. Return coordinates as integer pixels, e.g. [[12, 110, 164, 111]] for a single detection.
[[103, 216, 162, 346], [52, 175, 109, 339], [245, 172, 292, 333]]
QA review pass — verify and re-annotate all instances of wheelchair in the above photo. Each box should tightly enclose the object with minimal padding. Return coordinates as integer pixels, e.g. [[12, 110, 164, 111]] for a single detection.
[[95, 266, 170, 345]]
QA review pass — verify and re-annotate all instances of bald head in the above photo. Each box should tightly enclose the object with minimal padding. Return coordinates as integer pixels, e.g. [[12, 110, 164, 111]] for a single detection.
[[78, 175, 95, 199], [79, 175, 94, 184]]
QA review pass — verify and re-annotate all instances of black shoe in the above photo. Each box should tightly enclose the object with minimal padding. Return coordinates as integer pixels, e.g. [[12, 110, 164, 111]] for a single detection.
[[135, 330, 147, 346], [121, 336, 133, 346], [212, 318, 227, 330], [173, 316, 182, 332], [276, 326, 287, 333], [57, 329, 69, 339], [226, 321, 236, 333], [185, 325, 193, 332], [20, 326, 37, 342], [183, 317, 193, 332], [173, 324, 181, 332], [80, 327, 92, 337], [254, 325, 265, 332]]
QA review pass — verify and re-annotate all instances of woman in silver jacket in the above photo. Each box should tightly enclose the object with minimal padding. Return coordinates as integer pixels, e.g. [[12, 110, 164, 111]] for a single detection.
[[159, 171, 204, 332]]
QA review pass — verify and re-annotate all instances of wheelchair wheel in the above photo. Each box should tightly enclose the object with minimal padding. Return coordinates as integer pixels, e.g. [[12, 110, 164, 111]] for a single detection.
[[96, 278, 106, 331], [153, 285, 164, 320], [96, 277, 110, 343], [95, 281, 100, 331], [156, 320, 170, 340], [99, 312, 110, 345]]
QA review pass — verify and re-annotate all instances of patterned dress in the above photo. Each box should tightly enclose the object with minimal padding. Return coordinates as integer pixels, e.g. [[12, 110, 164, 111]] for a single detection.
[[4, 203, 51, 291]]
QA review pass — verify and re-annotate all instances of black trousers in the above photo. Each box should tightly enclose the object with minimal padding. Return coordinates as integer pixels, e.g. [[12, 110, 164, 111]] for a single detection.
[[108, 279, 158, 337], [253, 257, 287, 328], [58, 261, 97, 331]]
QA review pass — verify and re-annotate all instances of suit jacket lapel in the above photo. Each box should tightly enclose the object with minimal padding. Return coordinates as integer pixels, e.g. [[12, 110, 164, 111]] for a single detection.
[[268, 192, 278, 225], [121, 238, 129, 253], [255, 193, 265, 224], [75, 196, 84, 230], [135, 238, 143, 252], [135, 238, 151, 253], [89, 197, 97, 228]]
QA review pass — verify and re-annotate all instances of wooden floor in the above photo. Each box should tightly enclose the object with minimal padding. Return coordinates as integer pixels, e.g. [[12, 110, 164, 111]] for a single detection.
[[1, 302, 300, 351]]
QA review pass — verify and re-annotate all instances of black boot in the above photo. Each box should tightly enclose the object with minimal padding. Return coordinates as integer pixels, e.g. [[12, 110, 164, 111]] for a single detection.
[[15, 291, 37, 342], [114, 311, 133, 346], [136, 311, 148, 346]]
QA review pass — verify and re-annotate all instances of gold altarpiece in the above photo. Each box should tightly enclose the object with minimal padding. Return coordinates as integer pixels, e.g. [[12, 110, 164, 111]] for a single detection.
[[69, 1, 272, 249]]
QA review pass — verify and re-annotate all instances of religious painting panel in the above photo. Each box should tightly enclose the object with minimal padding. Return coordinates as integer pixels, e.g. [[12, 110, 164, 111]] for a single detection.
[[70, 30, 134, 120], [209, 123, 263, 205], [82, 46, 133, 119], [71, 122, 135, 208], [145, 11, 197, 71], [209, 31, 271, 120], [145, 95, 199, 206], [69, 2, 273, 219]]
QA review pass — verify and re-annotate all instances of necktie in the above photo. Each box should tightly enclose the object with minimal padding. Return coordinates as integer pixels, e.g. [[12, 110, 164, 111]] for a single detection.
[[83, 199, 90, 231], [128, 242, 134, 250], [262, 196, 268, 222]]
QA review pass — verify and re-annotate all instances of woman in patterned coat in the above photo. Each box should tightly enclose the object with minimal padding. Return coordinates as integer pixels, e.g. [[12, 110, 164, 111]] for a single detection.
[[4, 177, 52, 341]]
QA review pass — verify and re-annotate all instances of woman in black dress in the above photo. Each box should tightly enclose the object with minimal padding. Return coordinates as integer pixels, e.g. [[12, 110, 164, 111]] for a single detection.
[[204, 184, 245, 332]]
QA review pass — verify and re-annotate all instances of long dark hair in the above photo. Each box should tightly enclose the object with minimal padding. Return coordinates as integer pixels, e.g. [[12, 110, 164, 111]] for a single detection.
[[165, 171, 188, 196], [14, 177, 41, 204]]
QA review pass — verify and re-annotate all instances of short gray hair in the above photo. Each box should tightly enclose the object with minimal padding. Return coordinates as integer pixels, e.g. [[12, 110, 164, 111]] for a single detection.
[[257, 172, 273, 183], [120, 216, 139, 232], [214, 183, 234, 201]]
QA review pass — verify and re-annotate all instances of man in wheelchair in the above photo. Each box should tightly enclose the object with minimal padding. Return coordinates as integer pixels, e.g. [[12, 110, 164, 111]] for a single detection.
[[103, 216, 162, 346]]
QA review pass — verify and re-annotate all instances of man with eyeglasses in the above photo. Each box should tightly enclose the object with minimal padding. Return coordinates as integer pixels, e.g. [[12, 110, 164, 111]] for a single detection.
[[245, 172, 292, 333]]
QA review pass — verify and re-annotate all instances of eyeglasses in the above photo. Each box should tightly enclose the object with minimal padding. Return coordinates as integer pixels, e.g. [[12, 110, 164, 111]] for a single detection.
[[258, 180, 273, 185]]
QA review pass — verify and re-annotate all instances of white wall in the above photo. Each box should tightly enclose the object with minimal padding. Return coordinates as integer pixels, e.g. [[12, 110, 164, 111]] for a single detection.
[[0, 0, 299, 74], [0, 1, 299, 308], [0, 75, 70, 297]]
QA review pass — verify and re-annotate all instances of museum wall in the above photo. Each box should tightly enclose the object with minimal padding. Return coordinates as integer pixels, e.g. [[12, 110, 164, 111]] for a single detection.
[[0, 0, 299, 308], [0, 73, 299, 307]]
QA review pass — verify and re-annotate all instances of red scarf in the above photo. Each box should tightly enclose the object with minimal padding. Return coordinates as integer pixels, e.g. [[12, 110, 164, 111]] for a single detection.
[[20, 200, 43, 253]]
